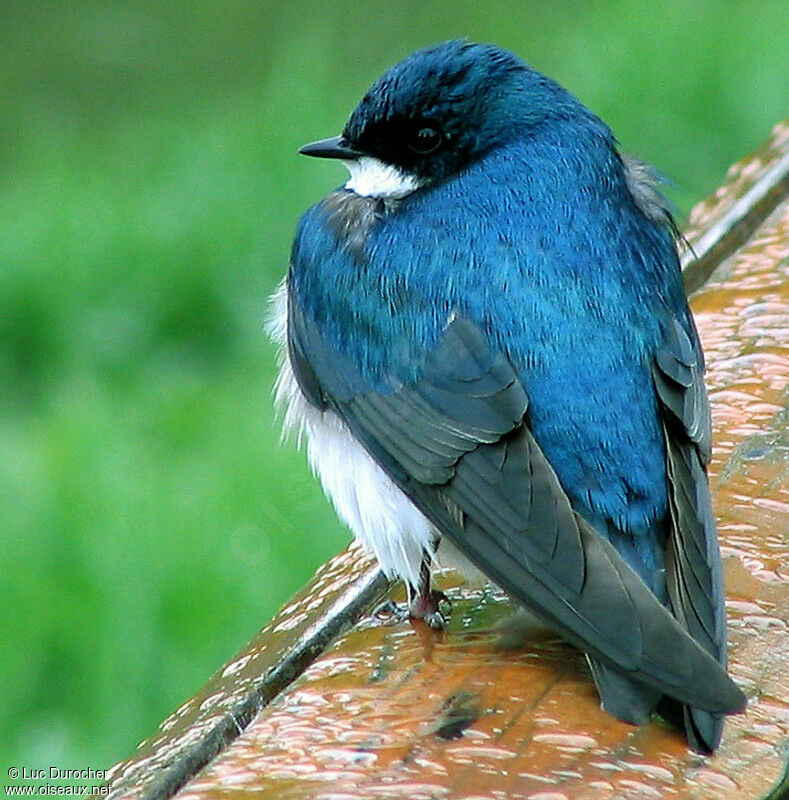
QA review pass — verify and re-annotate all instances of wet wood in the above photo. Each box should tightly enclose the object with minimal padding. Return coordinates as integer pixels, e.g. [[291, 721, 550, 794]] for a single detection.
[[681, 120, 789, 293], [107, 120, 789, 800]]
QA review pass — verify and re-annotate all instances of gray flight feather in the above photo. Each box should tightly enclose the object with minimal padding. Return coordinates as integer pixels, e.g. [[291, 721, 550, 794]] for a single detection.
[[288, 294, 745, 721]]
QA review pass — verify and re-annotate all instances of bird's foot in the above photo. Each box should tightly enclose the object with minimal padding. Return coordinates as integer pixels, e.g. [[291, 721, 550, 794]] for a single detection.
[[373, 599, 409, 623], [373, 591, 451, 630], [407, 555, 451, 629], [409, 587, 451, 630], [374, 553, 450, 629]]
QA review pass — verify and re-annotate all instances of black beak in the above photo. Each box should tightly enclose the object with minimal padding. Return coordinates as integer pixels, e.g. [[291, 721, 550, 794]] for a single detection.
[[299, 135, 362, 160]]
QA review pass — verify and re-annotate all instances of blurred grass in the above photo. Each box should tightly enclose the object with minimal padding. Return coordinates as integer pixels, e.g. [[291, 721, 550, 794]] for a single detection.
[[0, 0, 786, 775]]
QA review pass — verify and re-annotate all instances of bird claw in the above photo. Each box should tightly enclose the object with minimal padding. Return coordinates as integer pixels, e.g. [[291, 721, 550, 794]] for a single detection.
[[373, 599, 409, 622], [409, 588, 452, 630], [420, 608, 449, 630], [373, 592, 451, 630]]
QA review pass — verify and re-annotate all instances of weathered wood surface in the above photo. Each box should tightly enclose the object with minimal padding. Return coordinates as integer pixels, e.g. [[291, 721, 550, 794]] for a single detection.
[[107, 120, 789, 800]]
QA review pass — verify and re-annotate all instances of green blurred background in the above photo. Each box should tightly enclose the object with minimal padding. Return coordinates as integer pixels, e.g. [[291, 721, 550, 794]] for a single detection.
[[1, 0, 786, 776]]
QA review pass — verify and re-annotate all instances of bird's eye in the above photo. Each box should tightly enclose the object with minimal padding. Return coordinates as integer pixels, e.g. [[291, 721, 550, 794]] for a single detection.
[[407, 125, 443, 155]]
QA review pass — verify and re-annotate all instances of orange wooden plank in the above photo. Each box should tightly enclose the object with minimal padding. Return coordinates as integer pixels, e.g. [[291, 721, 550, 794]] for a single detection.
[[178, 180, 789, 800], [107, 120, 789, 800], [106, 546, 386, 800]]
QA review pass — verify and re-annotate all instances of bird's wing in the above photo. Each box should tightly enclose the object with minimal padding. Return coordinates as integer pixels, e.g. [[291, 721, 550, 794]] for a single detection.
[[653, 312, 730, 747], [288, 293, 744, 714]]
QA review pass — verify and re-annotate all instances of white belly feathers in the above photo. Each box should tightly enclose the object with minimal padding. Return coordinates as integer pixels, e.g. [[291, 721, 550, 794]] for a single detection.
[[267, 281, 436, 587]]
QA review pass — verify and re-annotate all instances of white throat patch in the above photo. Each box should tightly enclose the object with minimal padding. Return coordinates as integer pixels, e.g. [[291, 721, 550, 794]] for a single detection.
[[343, 156, 422, 199]]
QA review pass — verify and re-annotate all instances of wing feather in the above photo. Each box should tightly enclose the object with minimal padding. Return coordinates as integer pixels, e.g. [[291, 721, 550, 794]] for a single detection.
[[288, 292, 744, 715], [654, 313, 729, 750]]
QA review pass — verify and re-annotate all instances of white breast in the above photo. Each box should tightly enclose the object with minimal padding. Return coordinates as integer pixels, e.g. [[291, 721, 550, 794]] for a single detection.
[[266, 281, 436, 587], [343, 156, 422, 199]]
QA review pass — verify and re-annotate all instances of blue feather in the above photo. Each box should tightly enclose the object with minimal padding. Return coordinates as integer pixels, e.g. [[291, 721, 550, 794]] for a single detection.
[[281, 41, 743, 749], [291, 119, 685, 556]]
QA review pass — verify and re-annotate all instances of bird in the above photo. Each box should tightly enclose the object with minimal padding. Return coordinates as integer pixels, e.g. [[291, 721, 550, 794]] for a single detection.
[[268, 40, 746, 752]]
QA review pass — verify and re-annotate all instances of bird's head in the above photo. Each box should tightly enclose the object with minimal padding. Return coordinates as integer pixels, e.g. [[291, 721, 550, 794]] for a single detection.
[[300, 40, 578, 198]]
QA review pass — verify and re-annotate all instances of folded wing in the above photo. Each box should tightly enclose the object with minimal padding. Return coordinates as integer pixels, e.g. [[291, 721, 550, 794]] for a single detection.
[[654, 312, 730, 749], [289, 294, 745, 715]]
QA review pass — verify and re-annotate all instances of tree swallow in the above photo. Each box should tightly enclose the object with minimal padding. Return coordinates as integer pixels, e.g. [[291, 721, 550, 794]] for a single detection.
[[269, 40, 745, 752]]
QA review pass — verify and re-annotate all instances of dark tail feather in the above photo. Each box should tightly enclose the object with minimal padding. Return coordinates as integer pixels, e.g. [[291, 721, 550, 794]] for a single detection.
[[657, 697, 723, 754], [685, 705, 724, 754], [587, 657, 662, 725], [589, 656, 724, 752]]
